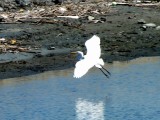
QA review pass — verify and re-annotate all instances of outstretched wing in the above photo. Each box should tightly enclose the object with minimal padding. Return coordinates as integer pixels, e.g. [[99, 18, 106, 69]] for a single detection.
[[85, 35, 101, 59], [73, 59, 94, 78]]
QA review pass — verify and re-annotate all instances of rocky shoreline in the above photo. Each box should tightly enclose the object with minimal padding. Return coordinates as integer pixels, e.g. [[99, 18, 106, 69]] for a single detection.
[[0, 2, 160, 79]]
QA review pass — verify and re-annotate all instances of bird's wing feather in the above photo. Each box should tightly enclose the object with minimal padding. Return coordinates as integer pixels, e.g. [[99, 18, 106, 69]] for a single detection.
[[85, 35, 101, 59], [74, 59, 94, 78]]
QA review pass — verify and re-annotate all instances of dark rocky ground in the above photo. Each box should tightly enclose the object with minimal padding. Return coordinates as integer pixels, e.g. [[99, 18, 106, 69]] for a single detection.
[[0, 4, 160, 79]]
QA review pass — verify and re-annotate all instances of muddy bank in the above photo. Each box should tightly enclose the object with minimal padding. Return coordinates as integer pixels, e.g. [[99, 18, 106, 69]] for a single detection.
[[0, 4, 160, 79]]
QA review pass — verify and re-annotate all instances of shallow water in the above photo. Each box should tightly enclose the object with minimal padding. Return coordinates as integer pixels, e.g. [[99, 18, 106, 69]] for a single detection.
[[0, 57, 160, 120]]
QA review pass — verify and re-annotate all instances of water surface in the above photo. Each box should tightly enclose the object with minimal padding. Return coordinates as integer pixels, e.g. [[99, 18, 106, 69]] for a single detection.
[[0, 57, 160, 120]]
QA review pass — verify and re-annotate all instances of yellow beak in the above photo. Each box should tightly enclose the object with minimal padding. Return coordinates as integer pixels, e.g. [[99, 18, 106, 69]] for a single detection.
[[70, 51, 77, 54]]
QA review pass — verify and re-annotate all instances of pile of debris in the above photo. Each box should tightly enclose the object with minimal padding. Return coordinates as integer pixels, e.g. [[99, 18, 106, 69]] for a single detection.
[[0, 38, 30, 53], [0, 2, 110, 24]]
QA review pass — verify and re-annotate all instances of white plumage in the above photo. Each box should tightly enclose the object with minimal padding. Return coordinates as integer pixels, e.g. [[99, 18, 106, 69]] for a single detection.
[[73, 35, 105, 78]]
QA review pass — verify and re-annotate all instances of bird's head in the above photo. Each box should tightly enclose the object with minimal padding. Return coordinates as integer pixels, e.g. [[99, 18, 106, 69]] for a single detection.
[[71, 51, 84, 61]]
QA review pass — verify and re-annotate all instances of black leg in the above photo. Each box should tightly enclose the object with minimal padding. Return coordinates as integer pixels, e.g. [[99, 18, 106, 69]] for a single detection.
[[100, 65, 111, 76], [99, 68, 109, 78]]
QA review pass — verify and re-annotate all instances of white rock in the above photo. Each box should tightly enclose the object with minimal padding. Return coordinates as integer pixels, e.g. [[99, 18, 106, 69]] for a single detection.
[[0, 7, 4, 12], [141, 25, 147, 30], [112, 2, 117, 6], [137, 19, 146, 24], [156, 26, 160, 30], [144, 23, 156, 28], [58, 7, 67, 14], [0, 14, 8, 19], [88, 16, 95, 21], [0, 38, 6, 42]]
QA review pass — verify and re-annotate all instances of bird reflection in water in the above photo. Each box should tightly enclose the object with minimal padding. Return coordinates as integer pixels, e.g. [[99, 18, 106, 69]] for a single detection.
[[76, 98, 105, 120]]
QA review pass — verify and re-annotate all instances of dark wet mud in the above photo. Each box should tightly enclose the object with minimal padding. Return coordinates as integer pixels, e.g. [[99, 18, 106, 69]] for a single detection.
[[0, 5, 160, 79]]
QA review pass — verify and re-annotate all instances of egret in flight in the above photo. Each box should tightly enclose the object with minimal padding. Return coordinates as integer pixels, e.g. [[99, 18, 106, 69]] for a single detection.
[[72, 35, 111, 78]]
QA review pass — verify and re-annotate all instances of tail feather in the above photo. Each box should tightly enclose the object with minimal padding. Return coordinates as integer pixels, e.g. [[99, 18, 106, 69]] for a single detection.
[[98, 58, 104, 66], [95, 58, 104, 68]]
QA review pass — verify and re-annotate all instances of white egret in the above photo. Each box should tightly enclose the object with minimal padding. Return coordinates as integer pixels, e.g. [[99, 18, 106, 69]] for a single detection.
[[73, 35, 111, 78]]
